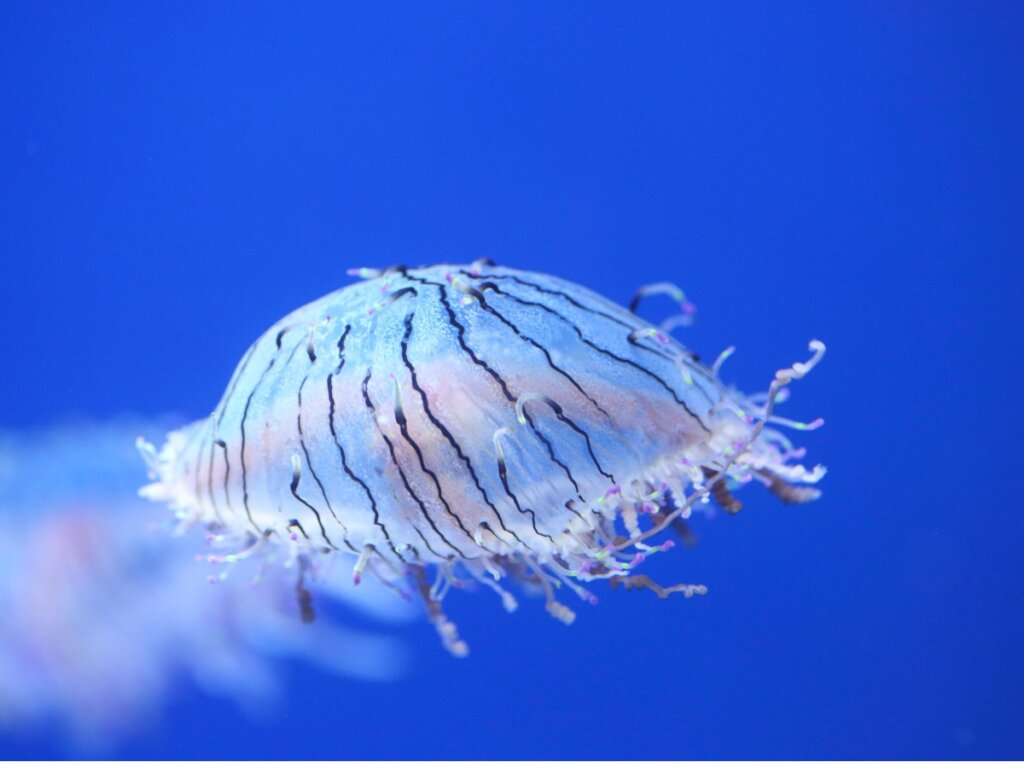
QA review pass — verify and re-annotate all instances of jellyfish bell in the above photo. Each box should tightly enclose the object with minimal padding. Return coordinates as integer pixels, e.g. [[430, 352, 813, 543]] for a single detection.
[[140, 261, 825, 655]]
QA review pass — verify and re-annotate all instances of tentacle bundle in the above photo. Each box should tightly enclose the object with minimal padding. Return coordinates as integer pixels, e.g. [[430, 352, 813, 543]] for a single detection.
[[139, 262, 826, 655]]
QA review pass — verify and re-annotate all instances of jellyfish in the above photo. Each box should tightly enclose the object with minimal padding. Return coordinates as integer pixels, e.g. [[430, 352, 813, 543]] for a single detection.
[[0, 418, 414, 747], [139, 261, 825, 656]]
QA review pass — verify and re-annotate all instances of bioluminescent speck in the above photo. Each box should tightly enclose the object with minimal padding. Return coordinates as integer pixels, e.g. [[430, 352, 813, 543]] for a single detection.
[[139, 260, 826, 655]]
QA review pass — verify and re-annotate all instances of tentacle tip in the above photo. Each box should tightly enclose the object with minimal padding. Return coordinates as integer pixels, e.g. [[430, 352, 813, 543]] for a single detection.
[[792, 486, 824, 503], [135, 435, 157, 460], [347, 266, 381, 280], [547, 602, 577, 625]]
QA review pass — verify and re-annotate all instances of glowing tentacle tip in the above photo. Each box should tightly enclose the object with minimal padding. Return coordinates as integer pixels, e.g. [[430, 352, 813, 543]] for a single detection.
[[712, 345, 736, 377], [352, 548, 372, 589], [628, 327, 670, 345], [630, 281, 695, 317], [346, 267, 382, 280], [515, 392, 546, 426], [469, 257, 495, 276]]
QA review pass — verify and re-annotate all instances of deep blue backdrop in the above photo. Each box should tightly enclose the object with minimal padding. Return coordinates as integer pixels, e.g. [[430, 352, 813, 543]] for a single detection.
[[1, 1, 1021, 759]]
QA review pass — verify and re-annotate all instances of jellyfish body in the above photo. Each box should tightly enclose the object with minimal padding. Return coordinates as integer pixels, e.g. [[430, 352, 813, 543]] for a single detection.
[[140, 262, 825, 655]]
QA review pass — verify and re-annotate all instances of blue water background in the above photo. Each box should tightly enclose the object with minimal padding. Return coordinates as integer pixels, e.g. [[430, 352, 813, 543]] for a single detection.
[[1, 2, 1021, 759]]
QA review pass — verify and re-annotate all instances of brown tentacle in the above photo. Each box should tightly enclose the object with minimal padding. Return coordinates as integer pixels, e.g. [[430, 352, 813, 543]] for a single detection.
[[609, 574, 707, 599], [760, 470, 823, 504], [702, 467, 743, 514], [295, 556, 316, 623]]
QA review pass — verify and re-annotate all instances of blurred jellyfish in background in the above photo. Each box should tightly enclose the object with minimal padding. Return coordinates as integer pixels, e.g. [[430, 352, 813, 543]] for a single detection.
[[0, 417, 415, 750]]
